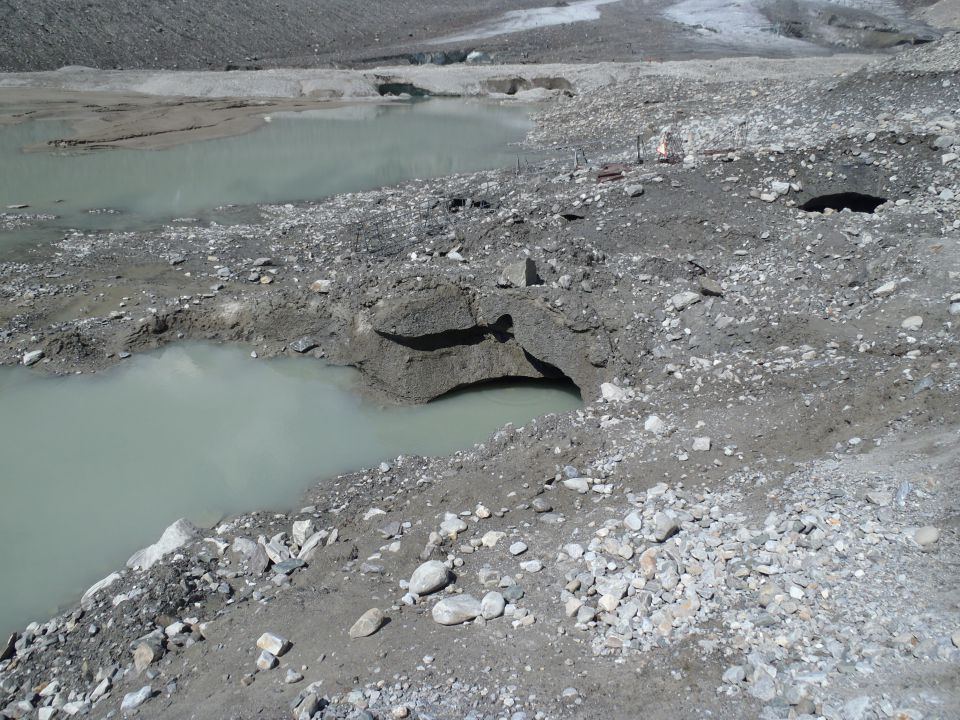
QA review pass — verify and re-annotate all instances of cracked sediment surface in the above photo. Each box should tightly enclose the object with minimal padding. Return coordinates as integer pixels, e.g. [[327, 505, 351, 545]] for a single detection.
[[2, 34, 960, 720]]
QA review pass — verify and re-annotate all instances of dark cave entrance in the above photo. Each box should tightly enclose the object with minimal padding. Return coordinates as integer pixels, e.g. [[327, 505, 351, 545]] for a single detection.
[[432, 374, 583, 404], [799, 192, 887, 214]]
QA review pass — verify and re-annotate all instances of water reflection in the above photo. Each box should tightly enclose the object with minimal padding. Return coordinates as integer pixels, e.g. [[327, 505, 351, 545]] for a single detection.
[[0, 343, 580, 635], [0, 100, 531, 246]]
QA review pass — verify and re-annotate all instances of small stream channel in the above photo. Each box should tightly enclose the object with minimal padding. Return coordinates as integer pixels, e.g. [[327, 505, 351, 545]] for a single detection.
[[0, 344, 582, 636]]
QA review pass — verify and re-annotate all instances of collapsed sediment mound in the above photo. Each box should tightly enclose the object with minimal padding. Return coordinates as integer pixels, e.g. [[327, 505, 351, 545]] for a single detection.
[[344, 277, 608, 402]]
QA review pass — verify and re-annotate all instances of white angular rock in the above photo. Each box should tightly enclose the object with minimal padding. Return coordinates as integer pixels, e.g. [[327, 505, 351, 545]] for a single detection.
[[564, 597, 583, 617], [562, 478, 590, 493], [297, 530, 329, 560], [62, 701, 90, 716], [652, 512, 679, 542], [691, 437, 711, 452], [873, 280, 897, 297], [670, 291, 701, 311], [409, 561, 452, 596], [292, 520, 314, 547], [439, 513, 468, 538], [120, 686, 153, 712], [21, 350, 44, 366], [256, 650, 277, 670], [623, 511, 643, 532], [81, 572, 122, 610], [256, 632, 290, 656], [600, 382, 628, 401], [432, 595, 482, 625], [598, 593, 620, 613], [480, 530, 506, 547], [644, 415, 668, 435], [127, 519, 198, 570]]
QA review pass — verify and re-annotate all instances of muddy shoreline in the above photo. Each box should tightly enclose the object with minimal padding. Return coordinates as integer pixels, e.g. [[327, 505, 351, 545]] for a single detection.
[[2, 34, 960, 720]]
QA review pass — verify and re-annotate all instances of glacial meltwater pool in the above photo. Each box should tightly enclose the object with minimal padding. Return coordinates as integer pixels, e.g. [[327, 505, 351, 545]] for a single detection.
[[0, 344, 581, 636], [0, 99, 531, 249]]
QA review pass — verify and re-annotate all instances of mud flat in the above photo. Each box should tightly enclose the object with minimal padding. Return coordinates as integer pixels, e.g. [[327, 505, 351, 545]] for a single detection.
[[1, 29, 960, 720]]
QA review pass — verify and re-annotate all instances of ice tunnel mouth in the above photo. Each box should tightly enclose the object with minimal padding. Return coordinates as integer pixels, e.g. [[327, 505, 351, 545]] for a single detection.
[[799, 192, 887, 214]]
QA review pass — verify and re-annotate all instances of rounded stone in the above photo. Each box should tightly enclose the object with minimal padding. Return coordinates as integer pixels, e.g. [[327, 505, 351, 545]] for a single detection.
[[914, 526, 940, 546], [408, 561, 452, 596], [623, 511, 643, 531], [349, 607, 385, 638], [481, 591, 506, 620], [509, 541, 528, 556], [901, 316, 923, 331], [432, 595, 482, 625]]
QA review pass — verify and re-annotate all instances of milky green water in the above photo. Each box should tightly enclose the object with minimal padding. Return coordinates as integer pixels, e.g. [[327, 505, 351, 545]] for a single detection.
[[0, 344, 580, 636], [0, 100, 531, 247]]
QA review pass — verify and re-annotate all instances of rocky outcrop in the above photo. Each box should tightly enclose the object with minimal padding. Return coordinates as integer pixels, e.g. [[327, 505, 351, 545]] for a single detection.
[[341, 278, 606, 402]]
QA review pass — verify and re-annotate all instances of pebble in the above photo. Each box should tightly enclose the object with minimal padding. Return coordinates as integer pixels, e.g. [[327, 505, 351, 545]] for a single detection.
[[292, 520, 314, 546], [698, 276, 723, 296], [409, 560, 452, 595], [509, 541, 528, 556], [600, 382, 629, 401], [256, 650, 278, 670], [481, 530, 506, 547], [670, 291, 701, 311], [531, 497, 553, 513], [133, 641, 162, 672], [432, 595, 482, 625], [652, 512, 679, 542], [873, 280, 897, 297], [289, 336, 317, 354], [21, 349, 44, 366], [439, 513, 468, 537], [120, 686, 153, 712], [913, 526, 940, 546], [562, 478, 590, 493], [481, 591, 506, 619], [502, 585, 524, 602], [256, 632, 291, 657], [644, 415, 668, 435], [349, 608, 385, 638], [623, 511, 643, 531], [901, 316, 923, 331]]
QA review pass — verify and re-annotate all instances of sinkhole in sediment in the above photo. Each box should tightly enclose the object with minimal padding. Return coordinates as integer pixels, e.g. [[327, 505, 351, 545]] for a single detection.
[[799, 192, 887, 214]]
